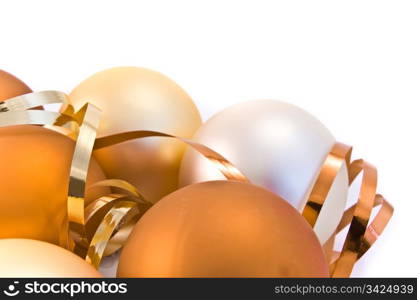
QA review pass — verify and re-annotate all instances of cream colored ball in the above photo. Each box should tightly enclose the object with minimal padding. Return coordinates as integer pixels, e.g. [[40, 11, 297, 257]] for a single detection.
[[0, 239, 102, 277]]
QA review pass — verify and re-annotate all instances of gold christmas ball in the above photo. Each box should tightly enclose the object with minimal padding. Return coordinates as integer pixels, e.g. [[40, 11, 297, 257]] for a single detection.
[[117, 181, 329, 277], [0, 69, 32, 100], [69, 67, 202, 203], [0, 125, 109, 245], [0, 239, 102, 277]]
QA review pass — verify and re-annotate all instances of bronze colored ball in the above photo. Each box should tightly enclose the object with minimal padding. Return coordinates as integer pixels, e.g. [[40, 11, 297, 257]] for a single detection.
[[118, 181, 329, 277], [0, 69, 32, 101], [0, 125, 108, 245]]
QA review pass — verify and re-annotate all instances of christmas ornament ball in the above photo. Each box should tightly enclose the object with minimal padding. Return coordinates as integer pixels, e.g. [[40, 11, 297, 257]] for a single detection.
[[0, 69, 31, 101], [118, 181, 329, 277], [0, 125, 108, 245], [69, 66, 202, 203], [0, 239, 101, 277]]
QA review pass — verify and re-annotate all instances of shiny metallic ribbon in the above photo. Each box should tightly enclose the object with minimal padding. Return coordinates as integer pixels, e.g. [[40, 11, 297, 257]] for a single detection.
[[302, 143, 394, 277], [0, 91, 393, 275]]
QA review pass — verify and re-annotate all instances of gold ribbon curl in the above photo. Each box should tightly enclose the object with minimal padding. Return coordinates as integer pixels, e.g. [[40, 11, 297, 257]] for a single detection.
[[302, 143, 394, 277]]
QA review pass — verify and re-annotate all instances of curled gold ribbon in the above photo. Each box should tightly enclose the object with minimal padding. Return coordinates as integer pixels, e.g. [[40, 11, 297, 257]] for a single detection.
[[0, 90, 69, 111], [304, 142, 394, 277], [330, 160, 394, 277], [84, 197, 140, 265], [302, 143, 352, 227]]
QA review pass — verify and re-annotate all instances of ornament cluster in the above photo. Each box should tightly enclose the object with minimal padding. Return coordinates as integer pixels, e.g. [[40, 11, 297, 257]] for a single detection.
[[0, 68, 393, 278]]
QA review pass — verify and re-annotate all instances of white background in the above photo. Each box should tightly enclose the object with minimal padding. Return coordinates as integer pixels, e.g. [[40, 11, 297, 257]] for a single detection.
[[0, 0, 416, 277]]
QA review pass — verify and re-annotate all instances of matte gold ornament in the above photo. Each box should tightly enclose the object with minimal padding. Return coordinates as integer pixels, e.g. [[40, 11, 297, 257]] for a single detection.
[[0, 125, 108, 246], [0, 69, 31, 101], [0, 239, 102, 277], [69, 67, 202, 203], [117, 181, 329, 278], [180, 100, 349, 244]]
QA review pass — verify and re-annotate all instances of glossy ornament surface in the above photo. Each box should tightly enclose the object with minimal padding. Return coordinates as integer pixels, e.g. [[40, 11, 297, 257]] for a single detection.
[[118, 181, 329, 277], [179, 100, 348, 243], [0, 239, 102, 277], [69, 67, 202, 203]]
